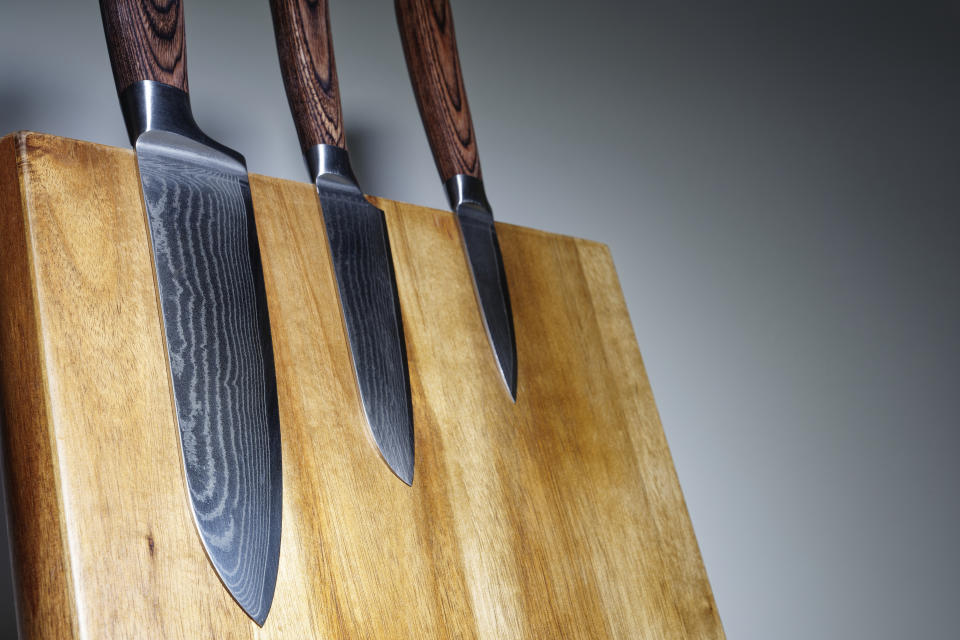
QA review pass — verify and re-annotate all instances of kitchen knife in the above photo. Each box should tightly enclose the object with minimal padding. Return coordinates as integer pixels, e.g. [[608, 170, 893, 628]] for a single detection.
[[270, 0, 415, 484], [99, 0, 282, 625], [395, 0, 517, 400]]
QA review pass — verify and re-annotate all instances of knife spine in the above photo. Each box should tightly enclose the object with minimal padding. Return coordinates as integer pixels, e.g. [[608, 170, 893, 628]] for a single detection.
[[270, 0, 346, 152]]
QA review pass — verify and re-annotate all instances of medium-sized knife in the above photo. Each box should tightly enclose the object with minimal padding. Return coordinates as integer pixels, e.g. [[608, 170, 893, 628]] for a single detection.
[[270, 0, 415, 485], [99, 0, 282, 625], [396, 0, 518, 400]]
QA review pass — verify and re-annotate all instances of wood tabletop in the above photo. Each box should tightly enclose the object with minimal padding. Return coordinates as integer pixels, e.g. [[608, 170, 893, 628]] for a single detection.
[[0, 132, 723, 639]]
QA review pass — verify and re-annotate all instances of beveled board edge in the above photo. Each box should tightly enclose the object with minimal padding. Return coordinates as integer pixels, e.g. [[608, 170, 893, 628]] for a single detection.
[[0, 132, 80, 639]]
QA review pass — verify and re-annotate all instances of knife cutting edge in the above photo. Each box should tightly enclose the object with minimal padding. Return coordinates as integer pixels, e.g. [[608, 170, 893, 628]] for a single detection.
[[99, 0, 282, 625], [270, 0, 415, 485], [395, 0, 518, 400]]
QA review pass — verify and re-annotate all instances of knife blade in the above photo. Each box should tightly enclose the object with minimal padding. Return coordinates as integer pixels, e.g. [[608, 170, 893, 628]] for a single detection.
[[270, 0, 415, 485], [99, 0, 282, 625], [395, 0, 518, 400]]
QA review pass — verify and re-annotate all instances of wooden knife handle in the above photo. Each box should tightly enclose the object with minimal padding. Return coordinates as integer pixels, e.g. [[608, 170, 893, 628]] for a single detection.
[[270, 0, 345, 152], [395, 0, 482, 182], [99, 0, 188, 95]]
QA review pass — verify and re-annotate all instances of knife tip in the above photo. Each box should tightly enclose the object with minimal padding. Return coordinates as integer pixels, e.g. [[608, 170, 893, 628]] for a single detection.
[[237, 595, 272, 627], [499, 360, 518, 402], [373, 431, 415, 486], [389, 456, 414, 485], [237, 584, 274, 627]]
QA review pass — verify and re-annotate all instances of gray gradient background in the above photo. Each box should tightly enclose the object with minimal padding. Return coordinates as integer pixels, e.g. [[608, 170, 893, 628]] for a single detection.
[[1, 1, 958, 638]]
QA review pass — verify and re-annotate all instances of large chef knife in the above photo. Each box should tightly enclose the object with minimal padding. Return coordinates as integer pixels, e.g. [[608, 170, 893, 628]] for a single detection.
[[395, 0, 517, 400], [270, 0, 415, 485], [99, 0, 282, 625]]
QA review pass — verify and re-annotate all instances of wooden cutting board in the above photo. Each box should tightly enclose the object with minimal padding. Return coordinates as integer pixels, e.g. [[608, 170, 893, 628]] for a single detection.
[[0, 132, 723, 639]]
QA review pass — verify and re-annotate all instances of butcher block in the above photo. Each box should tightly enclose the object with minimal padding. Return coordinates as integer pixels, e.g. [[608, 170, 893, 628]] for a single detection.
[[0, 132, 723, 638]]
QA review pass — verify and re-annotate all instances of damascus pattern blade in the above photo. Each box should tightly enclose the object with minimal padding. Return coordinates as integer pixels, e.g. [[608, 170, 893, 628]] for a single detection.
[[317, 178, 415, 485], [135, 124, 282, 624]]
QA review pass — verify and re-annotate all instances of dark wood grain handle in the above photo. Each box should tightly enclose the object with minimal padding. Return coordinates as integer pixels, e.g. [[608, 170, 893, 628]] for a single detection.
[[99, 0, 188, 95], [270, 0, 345, 151], [396, 0, 481, 182]]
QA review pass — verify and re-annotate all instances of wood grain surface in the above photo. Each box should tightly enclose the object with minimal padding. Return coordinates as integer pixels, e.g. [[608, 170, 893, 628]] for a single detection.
[[396, 0, 482, 182], [99, 0, 188, 94], [0, 132, 724, 639], [271, 0, 345, 151]]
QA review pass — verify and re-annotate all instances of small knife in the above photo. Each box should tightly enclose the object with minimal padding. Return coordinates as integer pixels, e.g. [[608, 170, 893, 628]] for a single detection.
[[270, 0, 415, 484], [395, 0, 518, 400], [99, 0, 282, 625]]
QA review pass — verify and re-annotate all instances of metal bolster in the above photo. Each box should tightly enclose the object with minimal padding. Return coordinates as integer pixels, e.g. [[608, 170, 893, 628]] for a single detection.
[[444, 174, 492, 214], [305, 144, 361, 191], [119, 80, 244, 164], [119, 81, 197, 144]]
